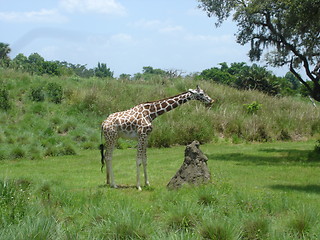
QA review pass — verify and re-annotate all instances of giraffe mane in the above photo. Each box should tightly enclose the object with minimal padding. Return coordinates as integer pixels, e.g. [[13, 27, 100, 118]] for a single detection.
[[142, 91, 190, 104]]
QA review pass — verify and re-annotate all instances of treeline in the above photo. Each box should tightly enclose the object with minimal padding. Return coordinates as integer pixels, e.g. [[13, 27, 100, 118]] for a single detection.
[[197, 62, 304, 97], [0, 42, 306, 98]]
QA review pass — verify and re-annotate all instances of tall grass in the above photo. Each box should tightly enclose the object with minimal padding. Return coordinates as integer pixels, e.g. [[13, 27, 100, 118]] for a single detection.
[[0, 68, 319, 160]]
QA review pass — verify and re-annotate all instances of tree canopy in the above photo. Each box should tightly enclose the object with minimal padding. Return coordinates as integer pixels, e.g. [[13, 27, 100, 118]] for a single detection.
[[198, 0, 320, 101]]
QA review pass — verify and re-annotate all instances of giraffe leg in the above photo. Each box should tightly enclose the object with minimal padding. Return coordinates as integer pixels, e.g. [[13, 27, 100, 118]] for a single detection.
[[105, 141, 117, 188], [142, 138, 149, 187], [137, 134, 149, 190]]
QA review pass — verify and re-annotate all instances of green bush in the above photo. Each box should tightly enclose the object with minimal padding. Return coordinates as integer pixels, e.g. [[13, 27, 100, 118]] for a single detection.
[[244, 101, 262, 115], [308, 140, 320, 161], [47, 83, 63, 104], [29, 86, 45, 102], [0, 88, 10, 110], [11, 147, 26, 159]]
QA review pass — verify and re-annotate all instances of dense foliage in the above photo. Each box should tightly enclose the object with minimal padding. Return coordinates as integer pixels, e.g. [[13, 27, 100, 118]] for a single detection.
[[198, 62, 303, 96], [198, 0, 320, 101]]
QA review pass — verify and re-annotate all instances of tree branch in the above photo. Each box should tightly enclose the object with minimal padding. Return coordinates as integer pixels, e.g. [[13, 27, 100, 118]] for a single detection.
[[263, 12, 316, 83], [290, 58, 313, 93]]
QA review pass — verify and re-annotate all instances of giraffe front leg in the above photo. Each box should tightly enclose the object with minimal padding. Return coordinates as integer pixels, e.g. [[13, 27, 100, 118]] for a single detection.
[[137, 134, 150, 190], [136, 134, 148, 191], [136, 157, 142, 191], [142, 141, 149, 187]]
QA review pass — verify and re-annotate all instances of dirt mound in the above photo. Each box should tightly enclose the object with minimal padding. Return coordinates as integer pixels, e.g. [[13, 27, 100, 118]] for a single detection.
[[167, 141, 211, 189]]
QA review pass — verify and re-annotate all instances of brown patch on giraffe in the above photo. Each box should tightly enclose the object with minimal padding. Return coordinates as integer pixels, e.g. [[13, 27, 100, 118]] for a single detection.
[[129, 116, 135, 123], [166, 105, 173, 111], [161, 102, 168, 108], [150, 113, 156, 120], [150, 105, 156, 112], [171, 102, 179, 108], [178, 99, 184, 105], [144, 104, 151, 109], [155, 103, 161, 110], [157, 110, 165, 115], [168, 99, 174, 104], [142, 110, 149, 116]]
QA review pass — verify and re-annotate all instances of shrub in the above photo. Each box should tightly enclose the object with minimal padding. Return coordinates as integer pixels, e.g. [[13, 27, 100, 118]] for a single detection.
[[11, 147, 26, 159], [47, 83, 63, 104], [0, 88, 10, 110], [308, 140, 320, 161], [29, 86, 45, 102], [244, 101, 262, 115]]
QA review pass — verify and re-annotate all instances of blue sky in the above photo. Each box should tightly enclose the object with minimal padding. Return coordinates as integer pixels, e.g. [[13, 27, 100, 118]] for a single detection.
[[0, 0, 288, 77]]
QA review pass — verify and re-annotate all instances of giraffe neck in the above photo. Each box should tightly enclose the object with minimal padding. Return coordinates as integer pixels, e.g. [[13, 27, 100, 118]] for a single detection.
[[143, 91, 193, 121]]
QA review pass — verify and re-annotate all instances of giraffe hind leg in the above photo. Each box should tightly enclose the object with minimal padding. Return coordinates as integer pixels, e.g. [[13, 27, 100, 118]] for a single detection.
[[105, 140, 117, 188]]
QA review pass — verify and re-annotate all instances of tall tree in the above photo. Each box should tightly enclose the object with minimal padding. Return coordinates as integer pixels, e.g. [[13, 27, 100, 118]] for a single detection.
[[0, 42, 11, 67], [95, 62, 113, 78], [198, 0, 320, 101]]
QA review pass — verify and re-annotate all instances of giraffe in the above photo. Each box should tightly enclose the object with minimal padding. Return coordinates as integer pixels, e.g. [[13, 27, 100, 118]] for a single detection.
[[100, 85, 214, 190]]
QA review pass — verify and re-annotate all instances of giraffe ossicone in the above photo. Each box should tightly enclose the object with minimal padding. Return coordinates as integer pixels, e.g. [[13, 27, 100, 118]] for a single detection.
[[100, 85, 214, 190]]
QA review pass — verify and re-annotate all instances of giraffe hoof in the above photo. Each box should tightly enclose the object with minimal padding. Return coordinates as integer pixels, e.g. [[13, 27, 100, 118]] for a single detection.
[[110, 184, 118, 189], [137, 186, 142, 191]]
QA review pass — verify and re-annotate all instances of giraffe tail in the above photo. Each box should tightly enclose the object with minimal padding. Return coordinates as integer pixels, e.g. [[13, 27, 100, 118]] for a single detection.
[[100, 125, 105, 172], [100, 144, 105, 172]]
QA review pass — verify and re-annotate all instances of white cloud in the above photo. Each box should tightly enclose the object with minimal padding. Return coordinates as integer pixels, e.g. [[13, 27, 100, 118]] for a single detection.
[[159, 25, 184, 34], [131, 19, 184, 35], [60, 0, 126, 15], [0, 9, 67, 23], [110, 33, 133, 43], [185, 34, 234, 43], [130, 19, 162, 29]]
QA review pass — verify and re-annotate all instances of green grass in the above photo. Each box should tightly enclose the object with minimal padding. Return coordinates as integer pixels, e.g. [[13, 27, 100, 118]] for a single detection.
[[1, 141, 320, 239], [1, 68, 320, 160]]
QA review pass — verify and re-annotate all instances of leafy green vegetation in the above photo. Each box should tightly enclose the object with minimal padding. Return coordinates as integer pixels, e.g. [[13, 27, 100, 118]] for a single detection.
[[0, 141, 320, 239], [198, 0, 320, 102], [0, 68, 319, 160]]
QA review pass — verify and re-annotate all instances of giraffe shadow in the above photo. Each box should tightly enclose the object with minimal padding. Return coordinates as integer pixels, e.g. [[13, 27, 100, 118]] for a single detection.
[[98, 184, 155, 191]]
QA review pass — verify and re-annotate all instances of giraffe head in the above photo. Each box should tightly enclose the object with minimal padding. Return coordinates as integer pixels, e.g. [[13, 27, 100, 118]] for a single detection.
[[189, 85, 214, 106]]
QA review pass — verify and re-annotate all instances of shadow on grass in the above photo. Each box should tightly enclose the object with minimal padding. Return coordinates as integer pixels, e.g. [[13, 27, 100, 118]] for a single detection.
[[207, 148, 318, 166], [98, 184, 155, 191], [269, 184, 320, 194]]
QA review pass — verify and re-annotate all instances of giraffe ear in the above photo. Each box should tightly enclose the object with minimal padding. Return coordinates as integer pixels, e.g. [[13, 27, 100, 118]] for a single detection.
[[196, 85, 200, 92]]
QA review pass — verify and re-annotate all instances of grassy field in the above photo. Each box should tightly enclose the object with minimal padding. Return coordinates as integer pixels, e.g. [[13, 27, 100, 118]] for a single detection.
[[1, 68, 320, 161], [1, 140, 320, 239]]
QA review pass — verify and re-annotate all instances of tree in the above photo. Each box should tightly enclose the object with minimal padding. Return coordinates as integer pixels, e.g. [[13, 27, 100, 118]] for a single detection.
[[198, 0, 320, 101], [95, 62, 113, 78], [28, 53, 44, 75], [11, 53, 28, 70], [0, 42, 11, 67]]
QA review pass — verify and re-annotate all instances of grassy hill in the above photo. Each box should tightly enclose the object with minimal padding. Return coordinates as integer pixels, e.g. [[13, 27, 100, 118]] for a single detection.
[[0, 68, 319, 160]]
